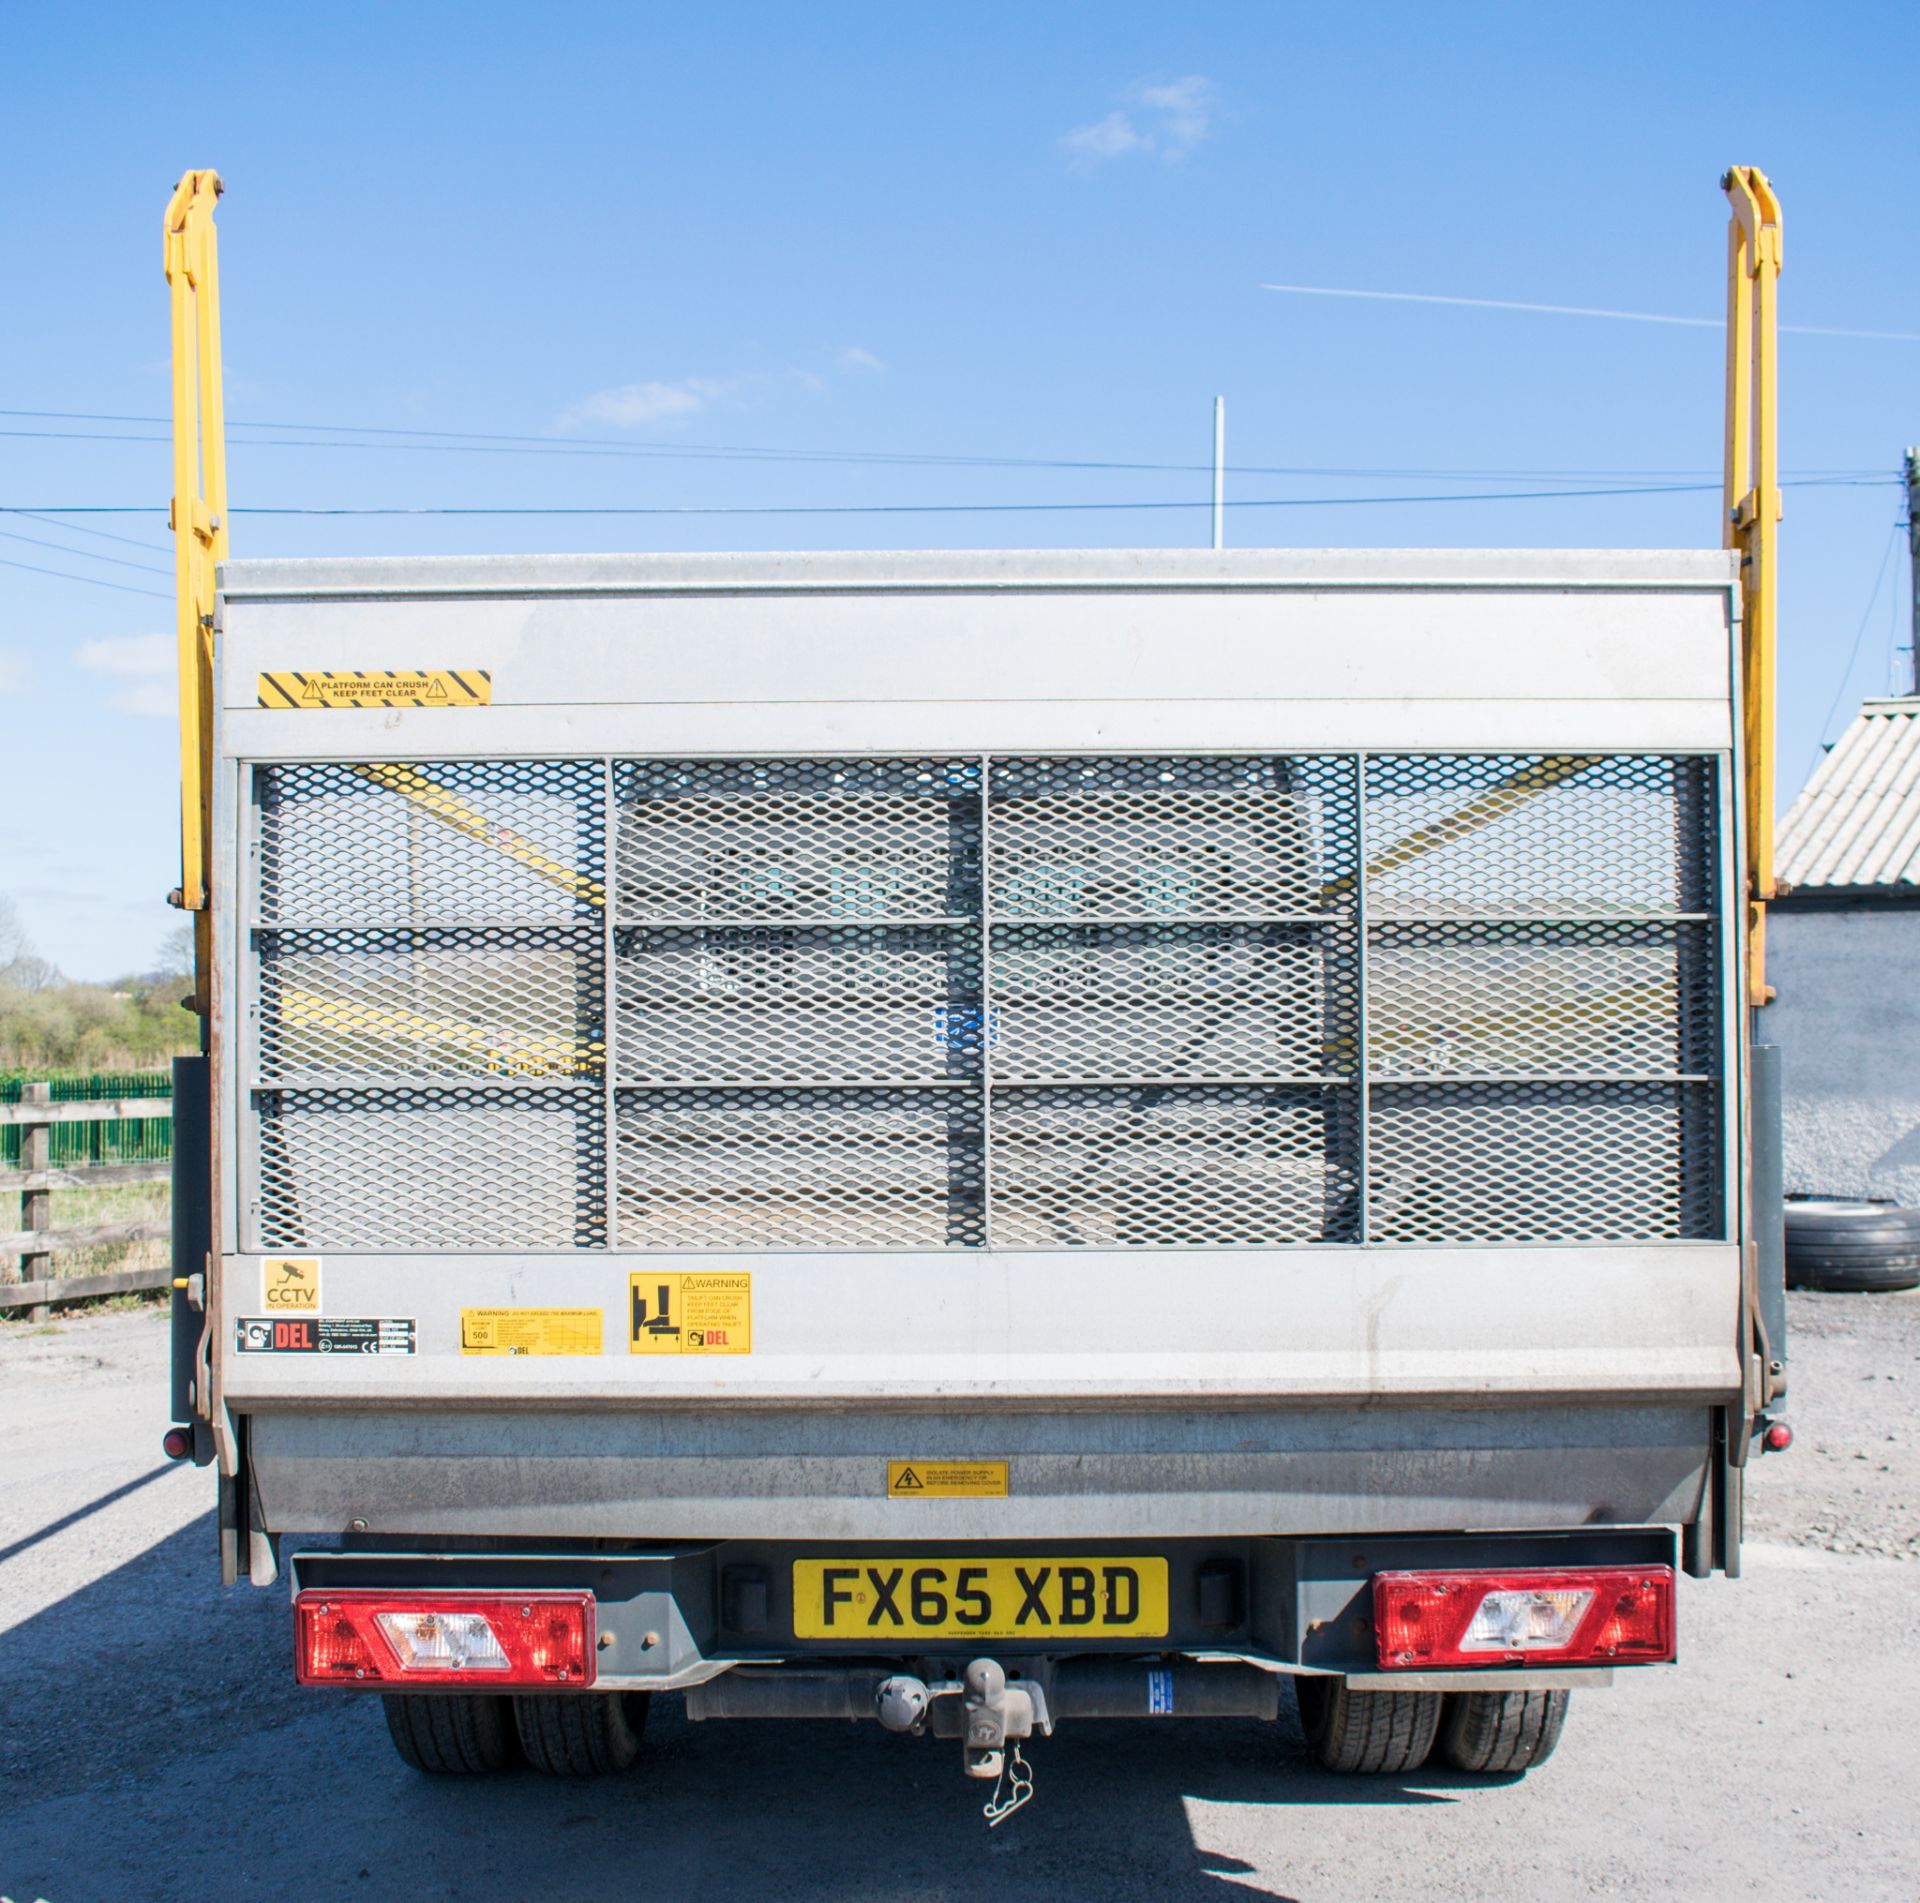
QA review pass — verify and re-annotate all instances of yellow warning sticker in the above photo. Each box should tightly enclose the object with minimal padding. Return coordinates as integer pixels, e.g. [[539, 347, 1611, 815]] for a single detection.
[[257, 669, 492, 710], [629, 1272, 751, 1355], [887, 1461, 1010, 1499], [261, 1256, 321, 1313], [460, 1307, 603, 1356]]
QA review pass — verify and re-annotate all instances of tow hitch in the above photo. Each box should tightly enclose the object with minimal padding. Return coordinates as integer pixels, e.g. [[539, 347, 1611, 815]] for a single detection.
[[687, 1656, 1284, 1824], [961, 1660, 1040, 1825], [875, 1658, 1051, 1824]]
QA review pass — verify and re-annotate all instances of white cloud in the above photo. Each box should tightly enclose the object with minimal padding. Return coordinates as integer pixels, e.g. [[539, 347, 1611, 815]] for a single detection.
[[557, 351, 886, 434], [555, 376, 740, 431], [1063, 111, 1146, 163], [76, 632, 175, 717], [1134, 77, 1213, 152], [1062, 76, 1215, 167]]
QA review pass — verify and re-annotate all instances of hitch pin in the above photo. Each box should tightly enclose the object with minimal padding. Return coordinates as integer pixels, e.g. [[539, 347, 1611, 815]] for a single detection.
[[982, 1741, 1034, 1828]]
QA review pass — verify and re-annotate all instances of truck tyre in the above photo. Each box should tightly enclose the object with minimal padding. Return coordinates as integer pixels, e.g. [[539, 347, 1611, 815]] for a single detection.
[[382, 1693, 519, 1774], [514, 1692, 649, 1776], [1293, 1679, 1441, 1775], [1784, 1198, 1920, 1293], [1436, 1689, 1569, 1774]]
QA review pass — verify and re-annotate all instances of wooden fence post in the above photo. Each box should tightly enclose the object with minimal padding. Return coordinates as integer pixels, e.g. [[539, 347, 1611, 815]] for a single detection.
[[21, 1082, 51, 1323], [0, 1093, 176, 1313]]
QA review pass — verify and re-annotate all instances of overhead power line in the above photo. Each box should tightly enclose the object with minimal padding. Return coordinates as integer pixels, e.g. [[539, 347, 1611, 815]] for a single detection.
[[6, 508, 173, 553], [0, 553, 170, 599], [1812, 524, 1904, 770], [0, 473, 1895, 526], [0, 525, 172, 576], [0, 409, 1888, 485]]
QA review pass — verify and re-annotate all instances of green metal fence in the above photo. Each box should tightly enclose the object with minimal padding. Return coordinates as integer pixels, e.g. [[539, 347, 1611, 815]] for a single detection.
[[1, 1071, 173, 1167]]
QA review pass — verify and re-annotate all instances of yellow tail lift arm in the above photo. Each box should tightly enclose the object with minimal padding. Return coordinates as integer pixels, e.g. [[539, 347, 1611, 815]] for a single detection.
[[1722, 166, 1781, 1009], [165, 169, 228, 1018]]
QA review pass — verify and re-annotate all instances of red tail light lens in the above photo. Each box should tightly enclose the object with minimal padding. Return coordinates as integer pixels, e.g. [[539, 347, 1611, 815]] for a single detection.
[[294, 1591, 595, 1688], [1373, 1567, 1674, 1670]]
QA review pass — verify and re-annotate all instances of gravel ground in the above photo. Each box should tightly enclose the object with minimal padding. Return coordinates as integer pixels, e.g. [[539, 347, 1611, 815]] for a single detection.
[[1744, 1288, 1919, 1562], [0, 1289, 1915, 1903]]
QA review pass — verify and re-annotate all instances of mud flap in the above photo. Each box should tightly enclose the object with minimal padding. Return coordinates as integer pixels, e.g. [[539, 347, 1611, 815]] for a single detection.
[[219, 1416, 278, 1587], [1682, 1406, 1743, 1581], [169, 1053, 216, 1466]]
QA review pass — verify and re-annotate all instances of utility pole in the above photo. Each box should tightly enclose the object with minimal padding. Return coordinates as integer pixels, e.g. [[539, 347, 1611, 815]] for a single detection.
[[1211, 397, 1225, 551], [1906, 448, 1920, 695]]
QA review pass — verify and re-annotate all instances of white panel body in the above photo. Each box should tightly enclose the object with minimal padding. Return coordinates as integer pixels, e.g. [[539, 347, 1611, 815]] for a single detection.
[[219, 548, 1738, 758], [211, 549, 1745, 1541]]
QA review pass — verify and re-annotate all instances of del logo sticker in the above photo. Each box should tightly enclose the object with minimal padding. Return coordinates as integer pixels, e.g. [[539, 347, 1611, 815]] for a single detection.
[[262, 1256, 320, 1312], [235, 1316, 415, 1355], [629, 1272, 751, 1356]]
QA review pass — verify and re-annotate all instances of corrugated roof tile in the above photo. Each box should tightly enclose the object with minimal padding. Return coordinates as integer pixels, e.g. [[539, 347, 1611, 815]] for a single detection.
[[1777, 699, 1920, 892]]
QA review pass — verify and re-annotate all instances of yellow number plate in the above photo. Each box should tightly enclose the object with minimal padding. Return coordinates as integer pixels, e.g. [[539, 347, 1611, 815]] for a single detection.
[[792, 1557, 1169, 1641]]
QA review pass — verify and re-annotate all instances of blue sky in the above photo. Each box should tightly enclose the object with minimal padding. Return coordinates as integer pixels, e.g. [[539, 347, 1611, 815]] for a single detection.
[[5, 1, 1917, 978]]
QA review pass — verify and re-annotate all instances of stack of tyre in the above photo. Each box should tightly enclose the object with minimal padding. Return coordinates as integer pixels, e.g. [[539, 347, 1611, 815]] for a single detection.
[[1785, 1198, 1920, 1294]]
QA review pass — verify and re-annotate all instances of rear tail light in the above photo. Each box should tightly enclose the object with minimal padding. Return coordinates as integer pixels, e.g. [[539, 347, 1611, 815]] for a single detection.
[[294, 1591, 595, 1688], [1373, 1567, 1674, 1670]]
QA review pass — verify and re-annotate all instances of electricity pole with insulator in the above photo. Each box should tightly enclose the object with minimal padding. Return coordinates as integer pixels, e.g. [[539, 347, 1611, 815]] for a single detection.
[[1906, 448, 1920, 695]]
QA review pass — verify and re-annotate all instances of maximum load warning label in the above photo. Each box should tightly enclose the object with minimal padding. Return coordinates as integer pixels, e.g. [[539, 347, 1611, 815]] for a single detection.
[[257, 669, 492, 709], [629, 1272, 751, 1356], [460, 1308, 603, 1356]]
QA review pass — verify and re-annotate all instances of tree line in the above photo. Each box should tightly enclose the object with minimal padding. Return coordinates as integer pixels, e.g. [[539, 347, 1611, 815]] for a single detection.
[[0, 900, 196, 1074]]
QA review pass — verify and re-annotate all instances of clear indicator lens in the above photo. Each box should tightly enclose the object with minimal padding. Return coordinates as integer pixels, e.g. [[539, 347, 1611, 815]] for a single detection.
[[1459, 1588, 1595, 1652], [374, 1609, 511, 1672]]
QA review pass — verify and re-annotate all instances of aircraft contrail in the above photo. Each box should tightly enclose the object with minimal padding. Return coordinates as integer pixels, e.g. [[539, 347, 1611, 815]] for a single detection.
[[1260, 283, 1920, 343]]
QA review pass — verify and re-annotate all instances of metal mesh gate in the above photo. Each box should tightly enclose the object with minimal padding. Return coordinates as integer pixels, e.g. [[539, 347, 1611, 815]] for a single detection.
[[243, 752, 1724, 1251]]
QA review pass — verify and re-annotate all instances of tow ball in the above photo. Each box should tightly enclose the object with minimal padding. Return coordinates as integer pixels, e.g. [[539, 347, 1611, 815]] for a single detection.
[[874, 1658, 1050, 1824]]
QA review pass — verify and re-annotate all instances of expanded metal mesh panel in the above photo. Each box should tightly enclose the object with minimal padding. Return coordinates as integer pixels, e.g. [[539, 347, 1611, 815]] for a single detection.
[[991, 1085, 1359, 1246], [614, 925, 982, 1083], [255, 760, 604, 923], [1367, 920, 1717, 1079], [987, 755, 1357, 918], [1367, 1081, 1721, 1242], [258, 926, 602, 1081], [1363, 755, 1715, 918], [615, 1087, 984, 1248], [613, 758, 981, 921], [991, 922, 1358, 1081], [244, 748, 1726, 1251], [256, 1086, 606, 1249]]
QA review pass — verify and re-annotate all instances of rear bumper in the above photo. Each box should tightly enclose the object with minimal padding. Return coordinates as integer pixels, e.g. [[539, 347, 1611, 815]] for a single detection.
[[288, 1526, 1675, 1693], [251, 1402, 1711, 1543]]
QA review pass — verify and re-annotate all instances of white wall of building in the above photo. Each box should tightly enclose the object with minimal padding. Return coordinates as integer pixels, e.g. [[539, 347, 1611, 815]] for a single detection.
[[1763, 906, 1920, 1204]]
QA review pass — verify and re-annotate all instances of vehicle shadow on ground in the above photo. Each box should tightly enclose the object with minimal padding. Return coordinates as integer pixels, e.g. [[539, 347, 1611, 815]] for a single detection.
[[1, 1511, 1485, 1903]]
